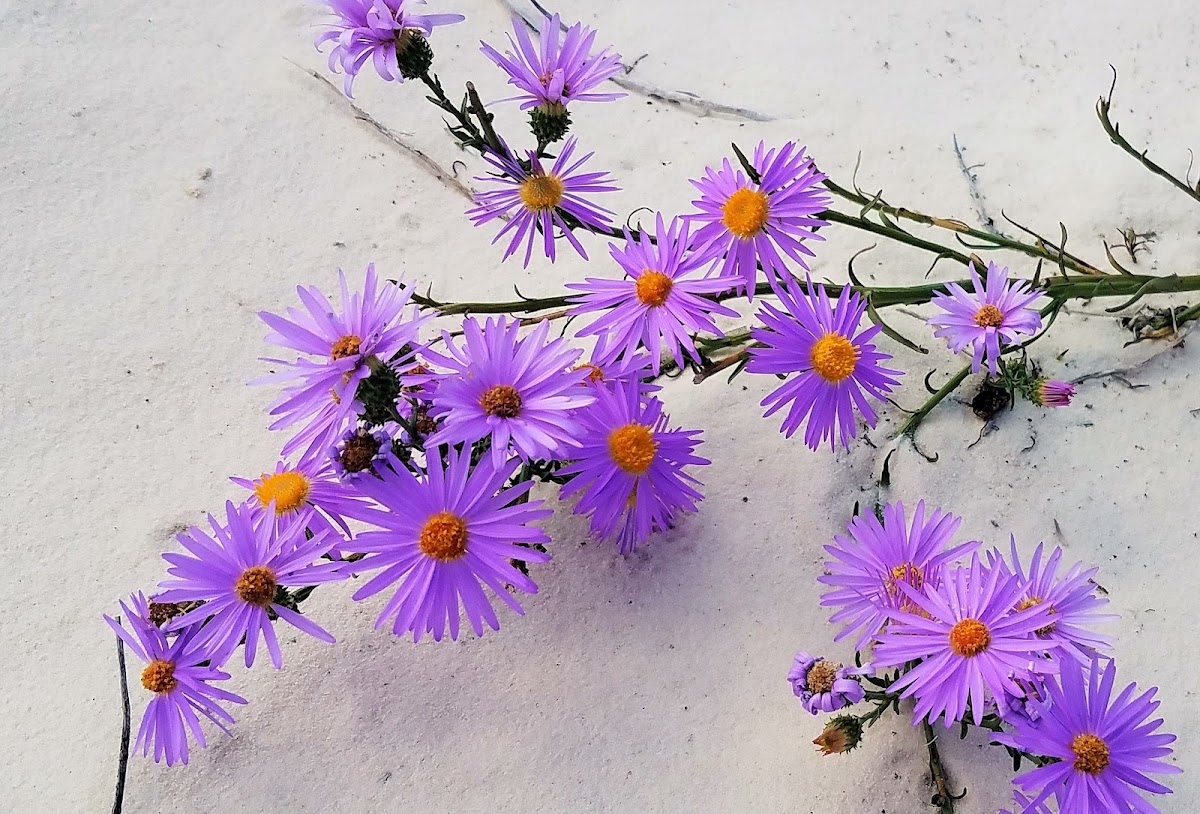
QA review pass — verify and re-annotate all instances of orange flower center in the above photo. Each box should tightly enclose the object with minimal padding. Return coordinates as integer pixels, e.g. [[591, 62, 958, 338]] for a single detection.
[[254, 471, 311, 514], [635, 271, 674, 307], [518, 174, 565, 211], [419, 511, 468, 561], [235, 565, 278, 607], [807, 660, 839, 694], [721, 187, 770, 238], [974, 304, 1004, 328], [810, 333, 859, 382], [1070, 733, 1110, 774], [574, 363, 605, 384], [140, 659, 178, 694], [607, 423, 657, 474], [330, 334, 363, 360], [948, 618, 991, 657], [479, 384, 523, 418]]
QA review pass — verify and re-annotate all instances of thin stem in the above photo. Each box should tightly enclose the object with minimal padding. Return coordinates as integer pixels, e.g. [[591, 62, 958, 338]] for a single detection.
[[1097, 71, 1200, 207], [922, 718, 962, 814], [897, 364, 972, 439], [112, 629, 131, 814], [820, 209, 973, 267]]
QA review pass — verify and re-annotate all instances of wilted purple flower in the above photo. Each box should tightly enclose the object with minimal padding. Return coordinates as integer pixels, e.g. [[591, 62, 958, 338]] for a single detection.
[[104, 593, 247, 766], [346, 449, 552, 641], [688, 141, 829, 295], [787, 652, 866, 715], [157, 502, 346, 669], [329, 422, 399, 481], [989, 537, 1116, 664], [999, 658, 1180, 813], [468, 137, 617, 265], [559, 380, 707, 554], [1036, 379, 1075, 407], [256, 264, 425, 462], [480, 13, 623, 111], [747, 275, 902, 451], [820, 501, 977, 651], [928, 261, 1042, 375], [875, 555, 1056, 727], [423, 317, 595, 467], [316, 0, 464, 97], [567, 214, 738, 374]]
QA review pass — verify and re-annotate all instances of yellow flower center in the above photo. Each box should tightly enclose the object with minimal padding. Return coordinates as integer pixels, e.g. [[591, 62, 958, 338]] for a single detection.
[[806, 660, 839, 694], [518, 173, 565, 211], [419, 511, 468, 561], [140, 659, 178, 694], [721, 187, 770, 238], [1016, 596, 1059, 635], [574, 363, 605, 384], [948, 618, 991, 657], [810, 333, 859, 382], [607, 423, 657, 475], [1070, 733, 1110, 775], [330, 334, 363, 360], [479, 384, 523, 418], [235, 565, 278, 607], [974, 304, 1004, 328], [635, 271, 674, 307], [884, 562, 928, 615], [254, 471, 311, 514]]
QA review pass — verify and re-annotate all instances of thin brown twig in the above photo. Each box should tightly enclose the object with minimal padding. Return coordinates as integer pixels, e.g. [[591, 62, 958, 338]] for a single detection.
[[112, 628, 131, 814]]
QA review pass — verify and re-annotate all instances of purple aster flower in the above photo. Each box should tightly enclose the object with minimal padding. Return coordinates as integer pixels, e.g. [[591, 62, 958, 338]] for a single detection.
[[468, 137, 618, 266], [1036, 378, 1075, 407], [989, 537, 1116, 664], [157, 501, 347, 669], [422, 317, 595, 467], [329, 422, 400, 482], [567, 214, 739, 374], [747, 275, 903, 451], [874, 555, 1057, 727], [232, 458, 368, 554], [480, 13, 623, 111], [104, 593, 247, 766], [315, 0, 464, 97], [819, 501, 977, 651], [573, 344, 658, 397], [256, 264, 426, 463], [687, 141, 829, 295], [345, 449, 552, 641], [999, 658, 1180, 813], [928, 261, 1042, 375], [787, 651, 867, 715], [558, 380, 708, 554]]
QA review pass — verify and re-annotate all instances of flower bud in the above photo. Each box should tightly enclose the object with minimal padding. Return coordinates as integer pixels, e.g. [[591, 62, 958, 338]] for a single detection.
[[813, 714, 864, 755]]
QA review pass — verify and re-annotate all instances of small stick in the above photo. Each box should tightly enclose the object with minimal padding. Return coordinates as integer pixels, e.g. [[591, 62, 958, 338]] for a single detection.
[[112, 629, 132, 814], [922, 718, 961, 813]]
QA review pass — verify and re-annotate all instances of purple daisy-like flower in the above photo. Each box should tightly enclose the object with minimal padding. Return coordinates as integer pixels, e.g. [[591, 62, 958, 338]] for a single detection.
[[928, 260, 1042, 375], [567, 214, 738, 374], [1036, 379, 1076, 407], [481, 13, 623, 111], [787, 651, 866, 715], [747, 275, 903, 451], [422, 316, 595, 467], [232, 458, 367, 552], [874, 555, 1057, 727], [468, 137, 618, 266], [345, 449, 552, 641], [104, 593, 247, 766], [999, 658, 1180, 813], [687, 141, 830, 295], [256, 264, 425, 463], [558, 380, 708, 554], [990, 537, 1116, 664], [315, 0, 464, 97], [819, 501, 978, 651], [1000, 791, 1058, 814], [157, 502, 347, 669]]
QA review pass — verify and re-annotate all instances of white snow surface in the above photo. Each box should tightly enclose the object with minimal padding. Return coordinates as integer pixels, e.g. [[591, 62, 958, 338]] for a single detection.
[[3, 0, 1198, 812]]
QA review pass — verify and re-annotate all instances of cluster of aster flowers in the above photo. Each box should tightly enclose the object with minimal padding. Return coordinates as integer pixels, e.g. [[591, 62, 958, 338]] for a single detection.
[[105, 258, 713, 765], [790, 501, 1179, 813]]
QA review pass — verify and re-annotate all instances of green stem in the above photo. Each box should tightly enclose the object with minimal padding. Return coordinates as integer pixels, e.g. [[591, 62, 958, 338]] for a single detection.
[[897, 364, 972, 439]]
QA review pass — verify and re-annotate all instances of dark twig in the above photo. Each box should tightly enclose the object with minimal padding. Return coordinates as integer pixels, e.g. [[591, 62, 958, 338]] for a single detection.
[[922, 719, 963, 813], [112, 629, 132, 814]]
